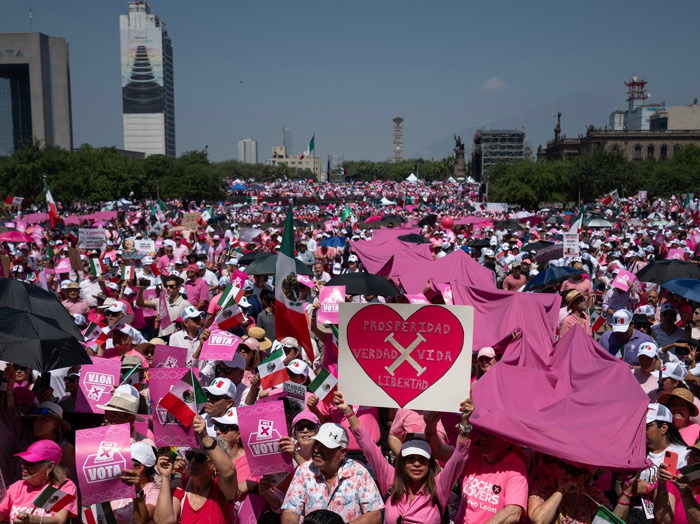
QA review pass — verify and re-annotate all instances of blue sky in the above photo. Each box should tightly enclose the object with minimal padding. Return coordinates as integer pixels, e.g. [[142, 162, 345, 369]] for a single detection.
[[3, 0, 699, 162]]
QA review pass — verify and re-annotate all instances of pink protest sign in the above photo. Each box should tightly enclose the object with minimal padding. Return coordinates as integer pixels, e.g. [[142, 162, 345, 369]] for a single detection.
[[76, 423, 133, 505], [55, 257, 71, 273], [667, 248, 684, 260], [14, 220, 27, 233], [404, 293, 430, 304], [200, 329, 242, 360], [230, 269, 249, 290], [140, 288, 158, 318], [318, 285, 345, 324], [324, 220, 334, 232], [436, 283, 454, 305], [76, 358, 120, 414], [150, 368, 198, 447], [158, 291, 172, 330], [297, 274, 314, 289], [235, 494, 265, 523], [237, 401, 294, 477], [612, 269, 638, 291], [151, 344, 188, 369], [338, 303, 473, 411]]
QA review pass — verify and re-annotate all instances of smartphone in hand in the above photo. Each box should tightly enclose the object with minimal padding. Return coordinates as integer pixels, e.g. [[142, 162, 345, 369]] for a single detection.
[[663, 450, 679, 476]]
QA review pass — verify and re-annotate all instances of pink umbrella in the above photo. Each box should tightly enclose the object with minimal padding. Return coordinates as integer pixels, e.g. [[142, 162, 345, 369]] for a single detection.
[[364, 215, 383, 224], [0, 231, 35, 243]]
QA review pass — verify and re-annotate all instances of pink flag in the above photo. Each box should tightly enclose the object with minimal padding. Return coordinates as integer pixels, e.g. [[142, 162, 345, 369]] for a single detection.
[[318, 286, 345, 324], [140, 288, 158, 318], [158, 292, 172, 330], [235, 494, 266, 523], [230, 269, 249, 290], [150, 368, 198, 447], [237, 401, 294, 477], [75, 358, 120, 414], [76, 424, 133, 505]]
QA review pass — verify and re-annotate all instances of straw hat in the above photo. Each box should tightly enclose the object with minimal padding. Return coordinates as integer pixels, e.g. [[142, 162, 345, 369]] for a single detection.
[[96, 391, 145, 422], [658, 388, 699, 417]]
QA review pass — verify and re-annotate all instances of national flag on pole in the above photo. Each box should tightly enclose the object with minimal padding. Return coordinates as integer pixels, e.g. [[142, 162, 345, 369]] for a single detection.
[[590, 312, 606, 332], [120, 364, 140, 386], [683, 191, 693, 209], [587, 495, 625, 524], [275, 204, 314, 362], [199, 206, 214, 225], [299, 135, 314, 160], [5, 196, 23, 207], [215, 284, 246, 330], [246, 196, 260, 206], [82, 502, 117, 524], [340, 205, 352, 222], [158, 369, 207, 427], [148, 262, 160, 277], [258, 348, 288, 390], [32, 484, 76, 513], [569, 207, 585, 234], [83, 322, 104, 343], [44, 181, 59, 228], [601, 190, 619, 206], [89, 258, 106, 276], [308, 368, 338, 403], [120, 265, 134, 281]]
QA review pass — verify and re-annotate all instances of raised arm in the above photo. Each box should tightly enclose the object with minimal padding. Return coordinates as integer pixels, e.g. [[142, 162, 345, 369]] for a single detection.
[[192, 415, 238, 502]]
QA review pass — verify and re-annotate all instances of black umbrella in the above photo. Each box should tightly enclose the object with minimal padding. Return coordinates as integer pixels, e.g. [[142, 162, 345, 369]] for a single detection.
[[238, 251, 271, 265], [0, 278, 83, 341], [522, 240, 554, 252], [417, 214, 437, 228], [243, 254, 313, 276], [535, 243, 564, 263], [0, 308, 91, 372], [494, 219, 523, 231], [325, 272, 400, 297], [397, 234, 431, 245], [635, 260, 700, 285], [524, 266, 583, 291], [382, 214, 405, 224], [293, 219, 308, 228], [545, 215, 567, 225], [467, 239, 491, 248]]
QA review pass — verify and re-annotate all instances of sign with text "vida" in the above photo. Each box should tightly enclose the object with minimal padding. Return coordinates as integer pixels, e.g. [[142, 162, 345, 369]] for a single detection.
[[338, 303, 473, 412]]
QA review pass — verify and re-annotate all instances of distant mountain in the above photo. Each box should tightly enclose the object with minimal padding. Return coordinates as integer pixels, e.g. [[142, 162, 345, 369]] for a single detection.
[[410, 89, 616, 160]]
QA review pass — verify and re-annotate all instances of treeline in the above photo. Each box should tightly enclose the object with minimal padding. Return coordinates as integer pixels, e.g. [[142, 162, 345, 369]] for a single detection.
[[487, 146, 700, 208]]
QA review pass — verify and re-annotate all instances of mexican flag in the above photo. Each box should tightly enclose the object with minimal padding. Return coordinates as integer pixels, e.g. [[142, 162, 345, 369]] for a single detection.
[[246, 196, 260, 205], [158, 369, 207, 427], [601, 190, 619, 206], [569, 207, 585, 234], [199, 206, 214, 225], [299, 135, 315, 160], [120, 265, 134, 281], [83, 322, 104, 343], [275, 204, 314, 362], [340, 205, 352, 222], [308, 368, 338, 403], [258, 348, 288, 390], [120, 364, 140, 386], [590, 312, 606, 332], [82, 502, 117, 524], [5, 196, 23, 207], [588, 495, 624, 524], [44, 181, 59, 228], [89, 258, 106, 276], [32, 483, 76, 513], [215, 284, 246, 329]]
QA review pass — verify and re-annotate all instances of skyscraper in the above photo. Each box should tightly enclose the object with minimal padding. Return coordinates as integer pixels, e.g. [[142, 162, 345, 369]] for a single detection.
[[238, 138, 258, 164], [0, 33, 73, 156], [120, 0, 175, 157]]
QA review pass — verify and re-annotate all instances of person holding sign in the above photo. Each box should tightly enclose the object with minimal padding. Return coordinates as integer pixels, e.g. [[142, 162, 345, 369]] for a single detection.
[[135, 275, 192, 337], [154, 415, 238, 523], [0, 440, 79, 523], [334, 391, 472, 523]]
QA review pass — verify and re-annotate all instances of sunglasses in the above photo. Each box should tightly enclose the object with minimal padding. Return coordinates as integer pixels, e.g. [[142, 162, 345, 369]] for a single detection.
[[283, 347, 296, 354], [218, 367, 237, 375], [12, 365, 27, 371], [238, 347, 251, 354], [104, 311, 120, 316], [29, 407, 56, 416], [206, 392, 228, 402], [21, 458, 48, 469], [214, 423, 239, 434], [294, 422, 318, 432], [63, 376, 78, 382], [184, 451, 207, 463], [165, 284, 178, 289], [141, 350, 155, 356]]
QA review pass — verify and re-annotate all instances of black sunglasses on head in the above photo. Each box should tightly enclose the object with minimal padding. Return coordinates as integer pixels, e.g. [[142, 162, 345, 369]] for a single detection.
[[184, 451, 207, 463]]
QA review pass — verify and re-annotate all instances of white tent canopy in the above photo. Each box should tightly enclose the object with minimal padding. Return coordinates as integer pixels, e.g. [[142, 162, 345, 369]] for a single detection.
[[380, 197, 396, 206], [405, 173, 418, 183]]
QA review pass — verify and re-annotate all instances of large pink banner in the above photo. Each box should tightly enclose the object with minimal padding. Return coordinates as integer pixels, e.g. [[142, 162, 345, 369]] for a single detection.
[[76, 424, 133, 505], [237, 401, 294, 477], [76, 357, 120, 414], [318, 286, 345, 324], [151, 344, 188, 369], [150, 368, 198, 447], [200, 329, 241, 360]]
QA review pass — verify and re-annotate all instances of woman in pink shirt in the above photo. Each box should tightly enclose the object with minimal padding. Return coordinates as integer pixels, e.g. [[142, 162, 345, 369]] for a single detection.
[[334, 392, 472, 524]]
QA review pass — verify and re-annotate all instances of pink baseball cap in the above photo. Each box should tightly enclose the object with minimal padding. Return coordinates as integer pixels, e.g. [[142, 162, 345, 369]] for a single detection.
[[292, 411, 320, 427], [15, 439, 63, 463]]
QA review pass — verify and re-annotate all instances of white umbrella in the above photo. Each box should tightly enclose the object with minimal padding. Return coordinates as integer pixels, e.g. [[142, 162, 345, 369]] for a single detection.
[[587, 218, 613, 228]]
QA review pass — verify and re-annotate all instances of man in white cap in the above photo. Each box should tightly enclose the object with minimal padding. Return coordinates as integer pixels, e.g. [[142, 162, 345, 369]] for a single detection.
[[599, 309, 654, 366], [281, 423, 383, 523], [170, 306, 215, 377], [201, 377, 237, 437]]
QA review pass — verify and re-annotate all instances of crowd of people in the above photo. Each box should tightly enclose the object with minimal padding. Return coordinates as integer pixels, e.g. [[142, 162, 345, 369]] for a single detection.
[[0, 179, 699, 523]]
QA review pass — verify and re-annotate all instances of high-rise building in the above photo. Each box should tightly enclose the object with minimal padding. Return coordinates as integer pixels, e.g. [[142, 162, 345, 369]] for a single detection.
[[392, 117, 404, 163], [0, 33, 73, 156], [238, 138, 258, 164], [120, 1, 175, 157]]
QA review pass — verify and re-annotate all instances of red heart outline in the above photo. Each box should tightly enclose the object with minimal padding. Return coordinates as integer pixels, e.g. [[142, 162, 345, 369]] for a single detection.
[[347, 305, 464, 407]]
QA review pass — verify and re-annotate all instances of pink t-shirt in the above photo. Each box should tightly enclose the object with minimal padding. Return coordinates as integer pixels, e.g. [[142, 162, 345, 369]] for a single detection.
[[0, 479, 79, 521], [316, 403, 380, 452], [667, 482, 700, 524], [455, 448, 529, 524], [390, 409, 449, 445]]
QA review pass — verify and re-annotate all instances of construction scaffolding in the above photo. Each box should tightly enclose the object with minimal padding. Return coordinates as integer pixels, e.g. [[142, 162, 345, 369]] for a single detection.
[[327, 154, 345, 182], [471, 128, 526, 182]]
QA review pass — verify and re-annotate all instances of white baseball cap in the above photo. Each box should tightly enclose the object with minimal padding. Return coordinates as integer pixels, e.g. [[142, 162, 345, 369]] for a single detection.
[[611, 310, 633, 333], [661, 362, 687, 382], [348, 254, 359, 263], [182, 306, 205, 320], [105, 302, 127, 315], [637, 342, 659, 359], [204, 377, 235, 399], [286, 359, 310, 378], [238, 296, 251, 309], [226, 258, 239, 266], [312, 423, 349, 449], [401, 439, 432, 459], [635, 305, 655, 316], [212, 407, 238, 425], [131, 442, 156, 467], [646, 403, 673, 425], [220, 353, 246, 370]]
